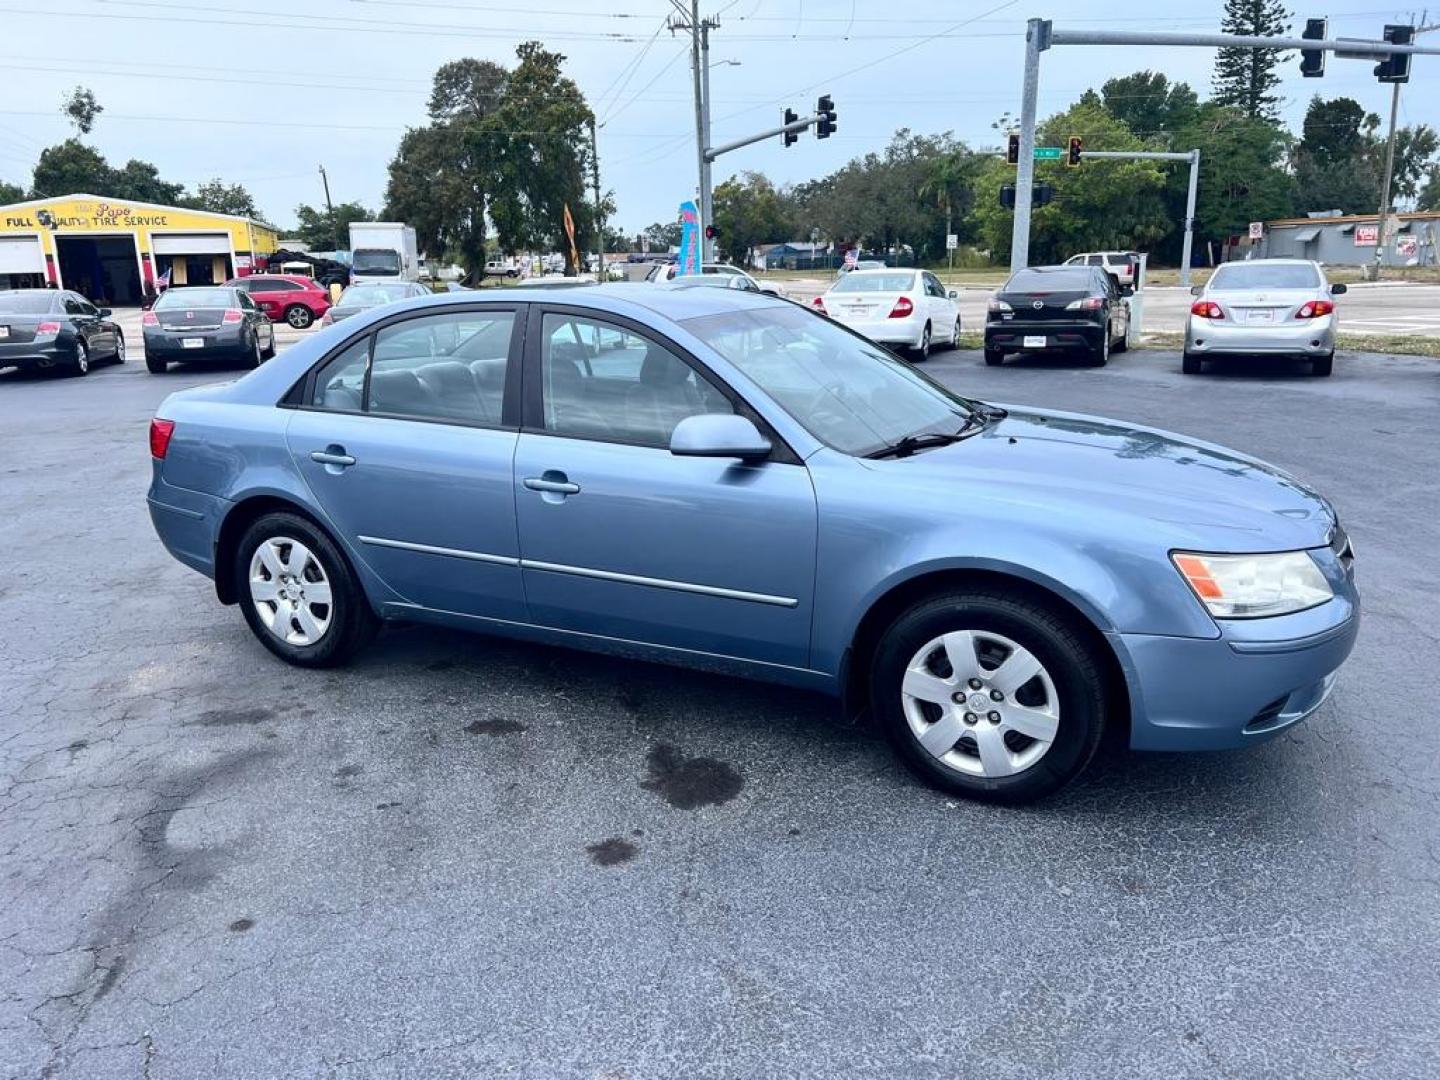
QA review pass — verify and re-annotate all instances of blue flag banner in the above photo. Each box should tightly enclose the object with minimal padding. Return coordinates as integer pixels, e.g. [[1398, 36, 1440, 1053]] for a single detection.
[[676, 201, 700, 277]]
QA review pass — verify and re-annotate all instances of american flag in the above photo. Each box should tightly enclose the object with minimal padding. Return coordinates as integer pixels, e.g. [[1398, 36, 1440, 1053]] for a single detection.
[[155, 267, 171, 291], [842, 248, 858, 271]]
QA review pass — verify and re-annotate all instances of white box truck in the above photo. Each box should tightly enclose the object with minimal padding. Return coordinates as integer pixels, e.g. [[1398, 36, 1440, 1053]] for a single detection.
[[348, 222, 419, 284]]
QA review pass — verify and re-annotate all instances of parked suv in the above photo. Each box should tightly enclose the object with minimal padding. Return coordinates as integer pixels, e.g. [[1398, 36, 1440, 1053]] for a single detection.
[[226, 274, 330, 329], [1063, 251, 1139, 287]]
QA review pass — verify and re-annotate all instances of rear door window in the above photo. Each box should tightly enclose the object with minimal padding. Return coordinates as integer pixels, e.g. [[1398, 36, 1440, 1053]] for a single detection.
[[368, 310, 518, 425]]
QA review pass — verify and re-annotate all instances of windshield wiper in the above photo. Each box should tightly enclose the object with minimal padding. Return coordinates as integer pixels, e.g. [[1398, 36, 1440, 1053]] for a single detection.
[[865, 426, 971, 460]]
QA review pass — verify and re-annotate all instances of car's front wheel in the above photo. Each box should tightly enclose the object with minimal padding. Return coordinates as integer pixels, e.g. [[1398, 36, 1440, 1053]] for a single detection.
[[871, 590, 1108, 803], [235, 512, 378, 668], [1090, 327, 1110, 367]]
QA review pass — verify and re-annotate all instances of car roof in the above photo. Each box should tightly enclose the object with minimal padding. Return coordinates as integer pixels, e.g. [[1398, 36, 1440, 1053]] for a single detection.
[[1217, 257, 1319, 266], [841, 266, 915, 276]]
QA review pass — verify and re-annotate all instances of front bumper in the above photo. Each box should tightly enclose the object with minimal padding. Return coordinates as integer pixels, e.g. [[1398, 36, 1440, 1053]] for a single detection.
[[1119, 596, 1359, 751], [1185, 315, 1335, 356], [143, 327, 248, 360], [985, 318, 1104, 353]]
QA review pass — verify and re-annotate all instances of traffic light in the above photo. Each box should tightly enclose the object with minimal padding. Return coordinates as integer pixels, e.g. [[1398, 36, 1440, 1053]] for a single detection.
[[816, 95, 836, 139], [783, 107, 799, 147], [1375, 24, 1413, 83], [1300, 17, 1327, 77], [1007, 132, 1019, 165], [704, 225, 718, 240], [1066, 136, 1083, 167], [1033, 183, 1054, 207], [1000, 184, 1016, 210]]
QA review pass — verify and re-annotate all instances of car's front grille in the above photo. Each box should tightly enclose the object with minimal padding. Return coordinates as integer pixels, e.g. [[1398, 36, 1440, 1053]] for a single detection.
[[1244, 695, 1290, 733]]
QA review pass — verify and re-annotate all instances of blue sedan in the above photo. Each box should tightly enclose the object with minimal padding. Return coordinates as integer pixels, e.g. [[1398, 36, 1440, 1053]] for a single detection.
[[147, 285, 1359, 803]]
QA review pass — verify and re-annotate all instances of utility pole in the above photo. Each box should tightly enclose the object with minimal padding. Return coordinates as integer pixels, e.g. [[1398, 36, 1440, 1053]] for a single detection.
[[1370, 19, 1437, 281], [670, 2, 719, 262], [589, 118, 605, 277], [318, 164, 340, 252]]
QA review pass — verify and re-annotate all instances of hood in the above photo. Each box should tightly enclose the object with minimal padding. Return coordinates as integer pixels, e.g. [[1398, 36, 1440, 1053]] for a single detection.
[[877, 406, 1334, 552]]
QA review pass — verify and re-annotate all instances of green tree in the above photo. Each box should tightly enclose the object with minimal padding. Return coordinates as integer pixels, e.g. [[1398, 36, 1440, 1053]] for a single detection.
[[0, 180, 24, 204], [918, 148, 979, 258], [1173, 102, 1294, 250], [190, 178, 260, 218], [970, 101, 1171, 264], [31, 139, 111, 197], [1099, 72, 1199, 139], [1419, 166, 1440, 210], [640, 220, 682, 251], [1212, 0, 1291, 122], [293, 201, 374, 251], [1291, 97, 1381, 215], [110, 159, 185, 204], [1390, 125, 1440, 202], [712, 171, 791, 266], [61, 86, 103, 135]]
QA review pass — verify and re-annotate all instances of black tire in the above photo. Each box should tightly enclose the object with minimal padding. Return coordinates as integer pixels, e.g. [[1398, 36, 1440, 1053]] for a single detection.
[[234, 512, 378, 668], [284, 304, 314, 330], [983, 348, 1005, 366], [260, 326, 276, 360], [1090, 327, 1109, 367], [146, 352, 168, 374], [1181, 353, 1201, 375], [911, 323, 932, 362], [113, 334, 127, 364], [70, 340, 90, 377], [244, 332, 262, 369], [871, 590, 1108, 804], [1311, 352, 1334, 377], [941, 318, 961, 351]]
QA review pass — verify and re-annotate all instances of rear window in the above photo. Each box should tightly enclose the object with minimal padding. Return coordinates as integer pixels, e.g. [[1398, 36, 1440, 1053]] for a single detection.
[[0, 292, 55, 314], [1210, 263, 1322, 290], [338, 285, 413, 307], [1006, 269, 1095, 291], [155, 288, 235, 308], [832, 272, 917, 293]]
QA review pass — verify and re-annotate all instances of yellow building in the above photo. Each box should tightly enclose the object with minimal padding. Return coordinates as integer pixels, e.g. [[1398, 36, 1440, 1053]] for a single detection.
[[0, 193, 280, 305]]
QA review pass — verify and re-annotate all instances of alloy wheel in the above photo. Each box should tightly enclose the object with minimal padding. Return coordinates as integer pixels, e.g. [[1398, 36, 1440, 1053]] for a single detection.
[[900, 629, 1060, 778], [74, 342, 89, 375], [286, 306, 312, 329], [248, 536, 333, 647], [115, 336, 126, 363]]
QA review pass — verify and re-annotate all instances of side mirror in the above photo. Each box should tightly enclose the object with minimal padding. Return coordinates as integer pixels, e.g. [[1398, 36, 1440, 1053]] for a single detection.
[[98, 307, 113, 317], [1189, 285, 1202, 297], [947, 289, 959, 300], [670, 414, 771, 461], [1330, 283, 1347, 295]]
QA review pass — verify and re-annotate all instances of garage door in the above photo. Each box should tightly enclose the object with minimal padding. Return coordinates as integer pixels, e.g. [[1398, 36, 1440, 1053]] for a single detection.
[[152, 233, 230, 255], [0, 235, 45, 274]]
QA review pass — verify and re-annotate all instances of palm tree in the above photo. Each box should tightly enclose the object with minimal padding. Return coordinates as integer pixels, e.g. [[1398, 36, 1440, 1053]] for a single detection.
[[919, 149, 973, 269]]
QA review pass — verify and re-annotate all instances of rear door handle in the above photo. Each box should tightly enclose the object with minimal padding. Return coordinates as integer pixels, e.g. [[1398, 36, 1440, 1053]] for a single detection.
[[311, 448, 356, 467], [523, 476, 580, 495]]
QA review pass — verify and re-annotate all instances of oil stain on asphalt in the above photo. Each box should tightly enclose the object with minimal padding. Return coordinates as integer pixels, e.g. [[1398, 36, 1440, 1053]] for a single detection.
[[193, 707, 276, 727], [641, 743, 744, 810], [586, 837, 639, 866]]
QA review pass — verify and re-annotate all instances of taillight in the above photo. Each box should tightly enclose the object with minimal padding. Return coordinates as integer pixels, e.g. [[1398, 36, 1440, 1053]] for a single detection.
[[222, 309, 243, 324], [1190, 300, 1224, 320], [811, 296, 827, 314], [149, 418, 176, 459], [1065, 296, 1105, 311], [319, 312, 333, 327], [988, 299, 1012, 313], [35, 321, 61, 336], [1296, 299, 1334, 319], [141, 311, 159, 326], [888, 296, 914, 319]]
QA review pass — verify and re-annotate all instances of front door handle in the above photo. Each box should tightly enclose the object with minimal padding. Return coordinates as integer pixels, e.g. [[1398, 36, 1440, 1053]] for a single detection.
[[311, 447, 356, 467], [523, 476, 580, 495]]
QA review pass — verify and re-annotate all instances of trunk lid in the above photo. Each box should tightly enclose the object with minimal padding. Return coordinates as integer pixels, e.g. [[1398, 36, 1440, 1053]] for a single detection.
[[999, 289, 1094, 322], [1208, 288, 1314, 326], [0, 315, 48, 344], [156, 307, 229, 331]]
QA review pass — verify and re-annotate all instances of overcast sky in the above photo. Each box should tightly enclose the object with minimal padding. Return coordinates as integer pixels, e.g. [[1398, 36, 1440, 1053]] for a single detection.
[[0, 0, 1433, 234]]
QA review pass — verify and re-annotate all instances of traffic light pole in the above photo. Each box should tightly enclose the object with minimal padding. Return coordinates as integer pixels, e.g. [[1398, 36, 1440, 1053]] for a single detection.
[[699, 16, 715, 262], [1079, 149, 1201, 286], [1009, 20, 1440, 272], [1369, 23, 1437, 280]]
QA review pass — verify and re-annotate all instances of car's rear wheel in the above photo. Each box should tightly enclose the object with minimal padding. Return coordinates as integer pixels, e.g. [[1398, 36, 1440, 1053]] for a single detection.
[[983, 347, 1005, 366], [70, 340, 90, 377], [871, 591, 1108, 804], [1181, 352, 1202, 375], [235, 512, 377, 668], [1312, 352, 1334, 377], [911, 322, 932, 362], [945, 318, 961, 350], [285, 304, 314, 329]]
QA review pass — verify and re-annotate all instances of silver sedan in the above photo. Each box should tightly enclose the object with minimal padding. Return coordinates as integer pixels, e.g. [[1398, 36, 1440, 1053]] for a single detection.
[[1183, 259, 1347, 377]]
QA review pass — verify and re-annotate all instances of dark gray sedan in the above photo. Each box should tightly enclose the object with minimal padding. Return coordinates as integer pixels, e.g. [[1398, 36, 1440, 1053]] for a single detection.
[[0, 289, 124, 376], [142, 287, 276, 373], [319, 282, 433, 327]]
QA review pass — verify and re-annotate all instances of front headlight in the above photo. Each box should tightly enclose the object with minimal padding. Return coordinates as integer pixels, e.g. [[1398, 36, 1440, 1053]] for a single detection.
[[1171, 550, 1333, 619]]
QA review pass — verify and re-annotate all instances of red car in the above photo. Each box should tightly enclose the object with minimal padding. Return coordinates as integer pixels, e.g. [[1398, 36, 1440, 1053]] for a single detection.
[[225, 274, 330, 329]]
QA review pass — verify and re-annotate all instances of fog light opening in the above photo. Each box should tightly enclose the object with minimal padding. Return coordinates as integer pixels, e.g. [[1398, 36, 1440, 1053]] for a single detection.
[[1310, 339, 1321, 347], [1194, 339, 1204, 346]]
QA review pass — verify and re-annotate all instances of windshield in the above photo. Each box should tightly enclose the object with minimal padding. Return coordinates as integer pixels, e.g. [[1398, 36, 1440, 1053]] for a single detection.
[[156, 288, 234, 308], [1006, 268, 1094, 291], [832, 272, 916, 294], [1210, 263, 1322, 290], [352, 249, 402, 276], [338, 284, 413, 307], [684, 305, 975, 457], [0, 292, 55, 314]]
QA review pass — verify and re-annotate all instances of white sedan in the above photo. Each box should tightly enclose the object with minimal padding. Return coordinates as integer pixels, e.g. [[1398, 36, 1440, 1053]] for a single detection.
[[812, 268, 961, 360], [646, 261, 787, 298]]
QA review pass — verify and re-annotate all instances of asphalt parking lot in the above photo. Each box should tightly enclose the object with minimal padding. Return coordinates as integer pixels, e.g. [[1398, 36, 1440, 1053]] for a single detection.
[[2, 343, 1438, 1079]]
